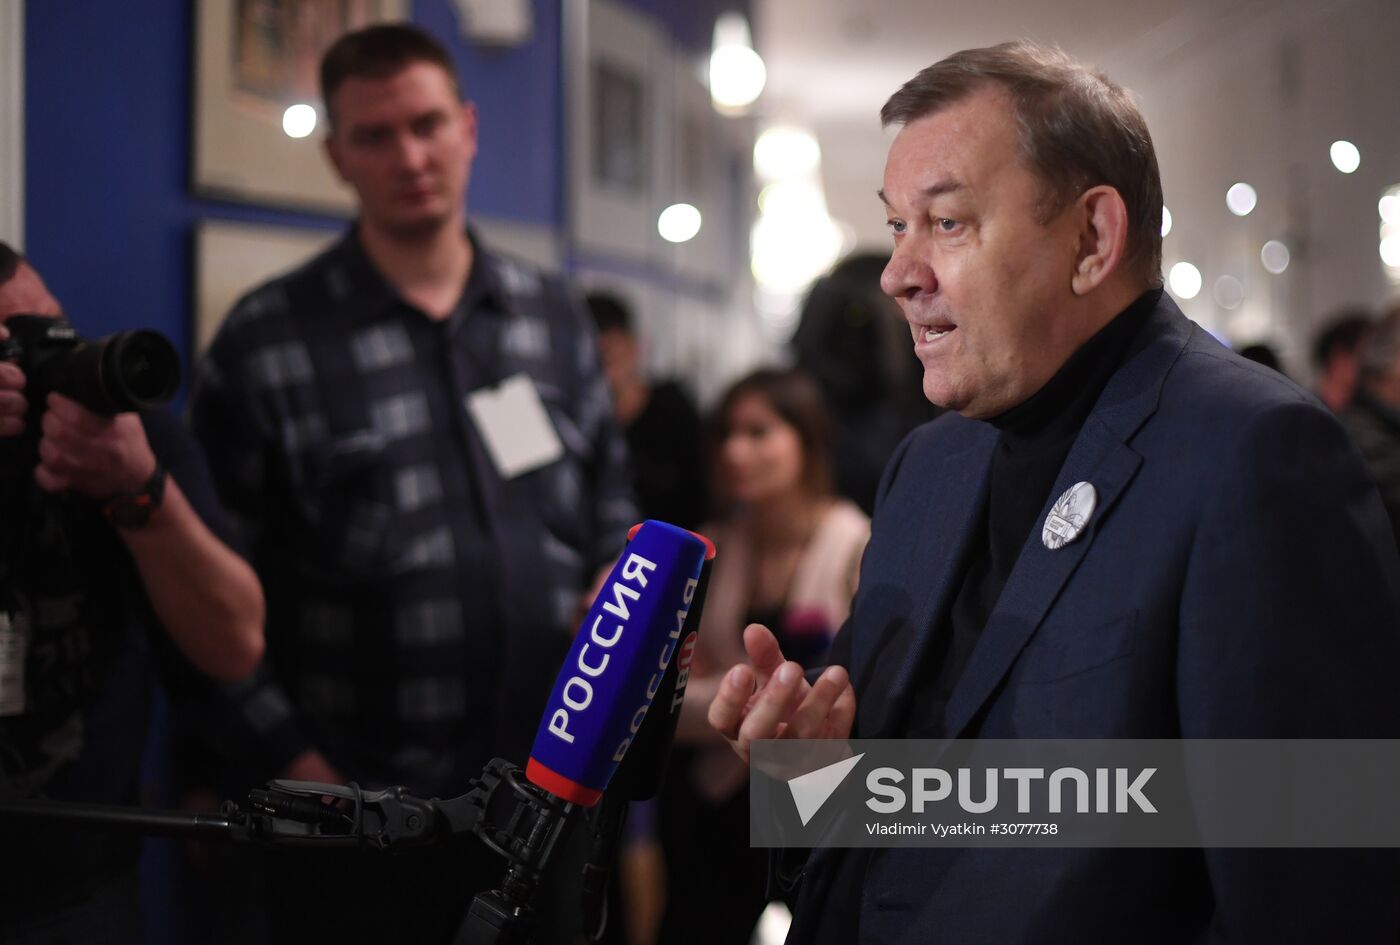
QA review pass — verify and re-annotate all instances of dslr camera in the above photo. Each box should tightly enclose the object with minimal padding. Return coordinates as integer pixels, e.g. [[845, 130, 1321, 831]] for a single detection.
[[0, 314, 181, 541], [0, 314, 181, 418]]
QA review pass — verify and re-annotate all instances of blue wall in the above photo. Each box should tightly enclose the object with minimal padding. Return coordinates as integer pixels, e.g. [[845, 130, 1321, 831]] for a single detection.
[[24, 0, 744, 369], [23, 0, 571, 367], [419, 0, 566, 227], [26, 0, 207, 352]]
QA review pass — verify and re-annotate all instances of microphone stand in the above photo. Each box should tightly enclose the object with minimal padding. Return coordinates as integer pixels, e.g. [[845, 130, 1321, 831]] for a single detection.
[[574, 550, 715, 939], [0, 533, 716, 945], [0, 759, 575, 944]]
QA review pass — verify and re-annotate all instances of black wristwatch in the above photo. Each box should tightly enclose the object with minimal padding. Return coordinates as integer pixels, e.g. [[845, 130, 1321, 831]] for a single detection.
[[101, 460, 168, 530]]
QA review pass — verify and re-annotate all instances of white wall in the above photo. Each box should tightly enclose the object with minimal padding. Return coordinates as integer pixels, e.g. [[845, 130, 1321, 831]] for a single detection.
[[0, 0, 24, 248], [1139, 0, 1400, 374], [791, 0, 1400, 379]]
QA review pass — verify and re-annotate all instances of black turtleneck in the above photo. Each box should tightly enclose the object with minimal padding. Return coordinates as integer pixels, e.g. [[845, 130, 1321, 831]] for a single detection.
[[904, 288, 1160, 737], [804, 290, 1160, 945]]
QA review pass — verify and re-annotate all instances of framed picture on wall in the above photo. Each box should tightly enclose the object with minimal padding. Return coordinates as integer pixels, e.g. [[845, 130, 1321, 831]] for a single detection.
[[565, 0, 663, 261], [193, 0, 406, 214], [592, 60, 647, 196], [195, 218, 337, 354], [657, 52, 740, 284]]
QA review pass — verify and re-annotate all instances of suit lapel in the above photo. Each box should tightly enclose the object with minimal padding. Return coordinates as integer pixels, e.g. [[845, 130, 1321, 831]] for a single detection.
[[859, 424, 996, 738], [939, 418, 1141, 739], [937, 299, 1194, 742], [794, 299, 1199, 935]]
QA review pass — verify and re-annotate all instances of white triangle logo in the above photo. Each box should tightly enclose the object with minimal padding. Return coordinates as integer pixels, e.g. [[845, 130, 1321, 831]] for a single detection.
[[787, 753, 865, 826]]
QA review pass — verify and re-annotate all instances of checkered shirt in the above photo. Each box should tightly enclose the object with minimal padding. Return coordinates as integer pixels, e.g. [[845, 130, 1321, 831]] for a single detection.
[[187, 228, 637, 795]]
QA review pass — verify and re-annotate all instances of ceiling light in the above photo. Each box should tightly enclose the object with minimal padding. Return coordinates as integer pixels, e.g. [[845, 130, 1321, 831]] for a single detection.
[[1212, 275, 1244, 309], [282, 104, 317, 139], [1226, 183, 1257, 217], [710, 13, 766, 112], [1161, 206, 1173, 238], [751, 210, 842, 293], [1380, 193, 1400, 225], [1260, 240, 1290, 274], [754, 127, 821, 181], [1330, 140, 1361, 174], [758, 180, 824, 217], [658, 203, 702, 243], [1169, 262, 1202, 299], [1381, 235, 1400, 269]]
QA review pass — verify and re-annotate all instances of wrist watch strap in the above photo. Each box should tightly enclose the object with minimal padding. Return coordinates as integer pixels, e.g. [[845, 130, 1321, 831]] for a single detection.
[[101, 460, 167, 530]]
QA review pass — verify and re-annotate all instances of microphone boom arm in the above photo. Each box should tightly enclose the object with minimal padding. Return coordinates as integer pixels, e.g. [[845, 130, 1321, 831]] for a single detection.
[[0, 758, 574, 861], [0, 521, 717, 945]]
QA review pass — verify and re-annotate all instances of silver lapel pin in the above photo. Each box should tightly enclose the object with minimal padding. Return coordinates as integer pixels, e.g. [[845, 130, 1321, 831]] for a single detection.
[[1042, 481, 1097, 550]]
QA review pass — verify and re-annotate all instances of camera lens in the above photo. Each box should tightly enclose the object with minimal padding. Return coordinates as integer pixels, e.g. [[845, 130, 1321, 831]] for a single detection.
[[107, 331, 181, 407]]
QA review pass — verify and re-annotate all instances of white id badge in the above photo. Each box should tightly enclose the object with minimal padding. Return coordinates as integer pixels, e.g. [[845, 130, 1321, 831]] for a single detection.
[[466, 374, 566, 479], [0, 610, 30, 717]]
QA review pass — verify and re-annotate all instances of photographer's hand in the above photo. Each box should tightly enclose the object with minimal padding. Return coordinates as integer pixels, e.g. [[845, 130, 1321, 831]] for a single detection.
[[33, 392, 264, 681], [0, 266, 263, 684], [282, 750, 346, 787], [0, 324, 27, 437], [34, 393, 155, 496]]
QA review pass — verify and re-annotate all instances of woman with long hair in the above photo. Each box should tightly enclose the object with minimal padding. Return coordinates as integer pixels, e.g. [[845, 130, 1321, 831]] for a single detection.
[[657, 367, 869, 945]]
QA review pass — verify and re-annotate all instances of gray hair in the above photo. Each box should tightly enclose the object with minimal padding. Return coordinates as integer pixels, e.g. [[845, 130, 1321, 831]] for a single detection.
[[882, 40, 1164, 284]]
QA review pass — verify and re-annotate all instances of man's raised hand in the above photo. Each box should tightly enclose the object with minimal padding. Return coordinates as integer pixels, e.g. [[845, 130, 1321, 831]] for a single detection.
[[707, 623, 856, 765]]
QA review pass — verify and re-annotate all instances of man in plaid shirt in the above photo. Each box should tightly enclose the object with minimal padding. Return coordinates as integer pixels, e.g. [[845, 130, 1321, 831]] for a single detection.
[[186, 23, 635, 944]]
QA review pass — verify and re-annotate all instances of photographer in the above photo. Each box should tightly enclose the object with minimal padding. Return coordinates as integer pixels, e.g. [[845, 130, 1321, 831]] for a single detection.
[[0, 242, 264, 944]]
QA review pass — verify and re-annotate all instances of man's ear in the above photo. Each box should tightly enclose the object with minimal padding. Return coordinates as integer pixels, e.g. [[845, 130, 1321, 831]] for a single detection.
[[1070, 185, 1130, 296], [460, 101, 479, 161], [324, 132, 349, 184]]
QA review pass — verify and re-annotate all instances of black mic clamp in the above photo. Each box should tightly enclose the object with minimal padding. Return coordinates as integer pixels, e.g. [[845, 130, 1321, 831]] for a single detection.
[[236, 760, 580, 944]]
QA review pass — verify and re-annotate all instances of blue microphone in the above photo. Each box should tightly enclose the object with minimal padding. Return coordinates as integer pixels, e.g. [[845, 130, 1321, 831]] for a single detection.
[[525, 520, 713, 806]]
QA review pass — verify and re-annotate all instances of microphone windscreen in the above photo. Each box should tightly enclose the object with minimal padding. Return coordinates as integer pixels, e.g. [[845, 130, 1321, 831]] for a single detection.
[[611, 550, 713, 802], [525, 520, 711, 806]]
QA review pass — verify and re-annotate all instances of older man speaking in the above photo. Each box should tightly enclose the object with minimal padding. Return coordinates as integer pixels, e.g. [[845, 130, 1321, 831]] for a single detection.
[[711, 41, 1400, 944]]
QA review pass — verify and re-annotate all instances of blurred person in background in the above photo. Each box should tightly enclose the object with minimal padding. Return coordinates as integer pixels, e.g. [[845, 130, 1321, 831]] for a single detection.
[[184, 23, 633, 945], [0, 242, 264, 944], [1312, 308, 1373, 412], [1238, 341, 1287, 377], [585, 289, 707, 945], [793, 252, 939, 514], [659, 367, 869, 945], [1341, 305, 1400, 551], [589, 291, 707, 531]]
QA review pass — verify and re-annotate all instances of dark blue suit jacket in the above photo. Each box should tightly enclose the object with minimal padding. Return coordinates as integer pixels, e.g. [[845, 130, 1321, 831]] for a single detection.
[[788, 297, 1400, 944]]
